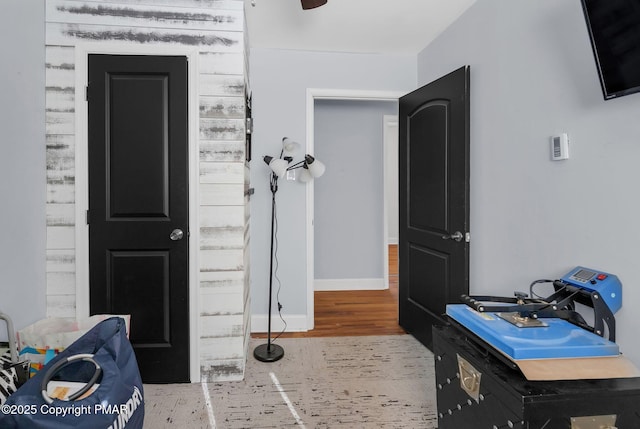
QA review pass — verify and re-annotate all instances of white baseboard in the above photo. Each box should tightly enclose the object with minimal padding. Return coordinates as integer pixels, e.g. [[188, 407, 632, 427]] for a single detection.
[[314, 278, 386, 291], [251, 314, 308, 333], [251, 278, 387, 333]]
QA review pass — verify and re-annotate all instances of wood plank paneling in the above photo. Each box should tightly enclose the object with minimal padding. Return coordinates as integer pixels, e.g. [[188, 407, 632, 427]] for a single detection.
[[46, 22, 243, 49], [46, 45, 75, 67], [199, 336, 244, 360], [46, 145, 75, 182], [199, 249, 244, 272], [46, 157, 74, 182], [46, 112, 75, 135], [46, 46, 75, 89], [47, 182, 75, 205], [199, 52, 243, 75], [47, 272, 76, 295], [200, 183, 245, 205], [46, 203, 75, 226], [199, 140, 244, 162], [200, 314, 244, 338], [199, 161, 244, 184], [47, 226, 75, 250], [200, 226, 244, 250], [199, 206, 244, 228], [46, 87, 75, 112], [46, 0, 244, 32], [45, 32, 76, 251], [200, 358, 244, 382], [80, 0, 244, 10], [45, 0, 249, 381], [200, 96, 244, 118], [199, 270, 244, 292], [199, 74, 244, 96], [46, 249, 76, 273], [199, 118, 245, 141], [46, 294, 76, 318], [200, 291, 244, 316]]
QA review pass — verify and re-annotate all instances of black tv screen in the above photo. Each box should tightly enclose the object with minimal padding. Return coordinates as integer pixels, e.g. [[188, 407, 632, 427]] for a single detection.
[[581, 0, 640, 100]]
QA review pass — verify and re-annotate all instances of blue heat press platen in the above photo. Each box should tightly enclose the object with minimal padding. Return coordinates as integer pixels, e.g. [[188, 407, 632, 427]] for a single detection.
[[446, 304, 620, 360]]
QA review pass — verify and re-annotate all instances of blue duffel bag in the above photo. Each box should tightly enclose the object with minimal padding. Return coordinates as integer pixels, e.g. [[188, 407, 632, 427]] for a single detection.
[[0, 316, 144, 428]]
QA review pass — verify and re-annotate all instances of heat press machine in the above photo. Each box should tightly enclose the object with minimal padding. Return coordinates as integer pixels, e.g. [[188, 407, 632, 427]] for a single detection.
[[446, 266, 622, 363], [435, 267, 640, 429]]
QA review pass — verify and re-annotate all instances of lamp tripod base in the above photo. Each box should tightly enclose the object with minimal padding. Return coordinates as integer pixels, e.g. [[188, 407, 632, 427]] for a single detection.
[[253, 343, 284, 362]]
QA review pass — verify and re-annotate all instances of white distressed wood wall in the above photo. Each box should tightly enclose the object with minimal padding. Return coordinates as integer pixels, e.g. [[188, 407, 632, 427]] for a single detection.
[[45, 0, 250, 381]]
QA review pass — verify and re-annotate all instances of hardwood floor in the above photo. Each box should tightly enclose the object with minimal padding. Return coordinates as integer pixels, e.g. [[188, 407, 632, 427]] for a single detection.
[[253, 245, 405, 338]]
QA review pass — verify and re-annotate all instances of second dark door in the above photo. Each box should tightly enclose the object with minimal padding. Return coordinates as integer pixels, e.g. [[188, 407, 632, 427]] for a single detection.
[[88, 54, 190, 383], [398, 66, 471, 349]]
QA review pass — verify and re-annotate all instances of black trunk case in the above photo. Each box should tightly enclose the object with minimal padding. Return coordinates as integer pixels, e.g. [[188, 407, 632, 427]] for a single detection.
[[433, 324, 640, 429]]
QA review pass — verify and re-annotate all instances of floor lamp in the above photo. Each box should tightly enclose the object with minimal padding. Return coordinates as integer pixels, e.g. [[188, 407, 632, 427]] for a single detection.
[[253, 138, 326, 363]]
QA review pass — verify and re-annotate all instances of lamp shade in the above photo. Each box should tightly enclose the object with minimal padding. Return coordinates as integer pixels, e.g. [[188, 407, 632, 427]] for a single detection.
[[263, 156, 288, 178], [298, 168, 313, 183], [282, 137, 300, 153], [305, 155, 326, 178]]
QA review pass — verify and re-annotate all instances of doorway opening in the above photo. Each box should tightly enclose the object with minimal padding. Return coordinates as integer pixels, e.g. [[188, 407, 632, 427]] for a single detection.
[[314, 99, 397, 292], [305, 89, 404, 330], [252, 244, 403, 338]]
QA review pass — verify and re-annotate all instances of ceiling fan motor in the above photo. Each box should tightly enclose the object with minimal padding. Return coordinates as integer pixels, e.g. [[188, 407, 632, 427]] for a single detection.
[[301, 0, 327, 10]]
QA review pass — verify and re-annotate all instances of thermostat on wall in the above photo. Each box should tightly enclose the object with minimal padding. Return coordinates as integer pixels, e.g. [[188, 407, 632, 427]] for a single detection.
[[551, 133, 569, 161]]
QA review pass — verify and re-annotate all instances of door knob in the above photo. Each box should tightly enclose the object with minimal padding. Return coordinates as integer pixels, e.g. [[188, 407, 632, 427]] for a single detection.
[[170, 229, 184, 241], [442, 231, 463, 242]]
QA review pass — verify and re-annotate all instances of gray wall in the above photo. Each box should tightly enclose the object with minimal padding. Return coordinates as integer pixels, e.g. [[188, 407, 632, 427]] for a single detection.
[[417, 0, 640, 365], [0, 0, 46, 336], [314, 99, 397, 281], [250, 48, 415, 325]]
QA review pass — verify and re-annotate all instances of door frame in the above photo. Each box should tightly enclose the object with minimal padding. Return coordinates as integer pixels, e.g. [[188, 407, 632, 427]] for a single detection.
[[304, 89, 404, 329], [383, 114, 399, 249], [74, 43, 200, 382]]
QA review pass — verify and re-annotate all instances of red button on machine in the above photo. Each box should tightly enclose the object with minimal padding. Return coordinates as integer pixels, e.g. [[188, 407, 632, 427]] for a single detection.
[[597, 273, 607, 281]]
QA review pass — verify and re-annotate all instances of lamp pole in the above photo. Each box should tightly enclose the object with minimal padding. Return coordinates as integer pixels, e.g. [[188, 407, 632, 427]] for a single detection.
[[253, 172, 285, 362], [253, 141, 325, 363]]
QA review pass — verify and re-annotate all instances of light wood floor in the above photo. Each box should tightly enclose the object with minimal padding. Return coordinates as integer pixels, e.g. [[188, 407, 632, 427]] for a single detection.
[[253, 245, 405, 338]]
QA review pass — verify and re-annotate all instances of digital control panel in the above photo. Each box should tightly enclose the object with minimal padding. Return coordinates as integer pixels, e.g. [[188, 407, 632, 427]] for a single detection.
[[561, 266, 622, 314], [569, 268, 607, 284]]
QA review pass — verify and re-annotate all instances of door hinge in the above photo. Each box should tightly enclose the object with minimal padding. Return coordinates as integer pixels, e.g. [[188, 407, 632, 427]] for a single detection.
[[246, 117, 253, 135], [86, 210, 90, 225], [85, 85, 89, 101]]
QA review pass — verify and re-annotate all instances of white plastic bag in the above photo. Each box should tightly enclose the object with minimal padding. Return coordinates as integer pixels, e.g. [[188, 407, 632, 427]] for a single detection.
[[16, 315, 130, 376], [17, 314, 130, 351]]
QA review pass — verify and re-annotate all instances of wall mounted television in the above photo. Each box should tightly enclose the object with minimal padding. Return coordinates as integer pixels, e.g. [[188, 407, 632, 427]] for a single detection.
[[580, 0, 640, 100]]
